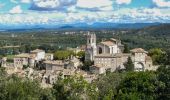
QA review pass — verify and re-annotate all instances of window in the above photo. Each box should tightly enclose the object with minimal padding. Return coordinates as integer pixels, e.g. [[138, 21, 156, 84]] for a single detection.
[[99, 47, 102, 54]]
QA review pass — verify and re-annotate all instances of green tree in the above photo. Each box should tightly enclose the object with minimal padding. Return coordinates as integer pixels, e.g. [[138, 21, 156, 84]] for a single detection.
[[124, 57, 134, 71], [54, 50, 74, 60], [117, 71, 165, 100], [81, 60, 93, 71], [76, 51, 85, 62], [148, 48, 166, 65], [157, 65, 170, 99], [52, 75, 98, 100], [94, 72, 125, 99], [123, 44, 130, 53], [0, 71, 52, 100]]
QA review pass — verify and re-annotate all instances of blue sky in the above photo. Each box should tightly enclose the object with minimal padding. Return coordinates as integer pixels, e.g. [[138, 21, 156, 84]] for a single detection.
[[0, 0, 170, 27]]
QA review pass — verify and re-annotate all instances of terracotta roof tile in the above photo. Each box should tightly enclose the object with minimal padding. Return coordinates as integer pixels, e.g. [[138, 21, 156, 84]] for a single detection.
[[130, 48, 148, 53], [101, 41, 115, 46]]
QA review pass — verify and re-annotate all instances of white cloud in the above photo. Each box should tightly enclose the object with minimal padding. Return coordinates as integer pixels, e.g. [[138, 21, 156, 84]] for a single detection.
[[77, 0, 113, 8], [0, 7, 170, 26], [10, 0, 18, 4], [21, 0, 31, 3], [116, 0, 132, 5], [30, 0, 77, 10], [30, 0, 114, 11], [153, 0, 170, 7], [33, 0, 60, 8], [9, 5, 23, 14]]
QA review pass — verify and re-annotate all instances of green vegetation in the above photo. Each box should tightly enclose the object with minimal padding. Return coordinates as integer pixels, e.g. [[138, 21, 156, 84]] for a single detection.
[[0, 68, 52, 100], [117, 71, 164, 100], [124, 57, 134, 71], [148, 48, 166, 65], [81, 60, 94, 71], [76, 51, 85, 60], [123, 44, 130, 53], [54, 50, 74, 60], [53, 75, 98, 100]]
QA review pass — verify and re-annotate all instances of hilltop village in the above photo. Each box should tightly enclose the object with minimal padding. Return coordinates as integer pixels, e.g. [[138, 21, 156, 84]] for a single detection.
[[0, 32, 158, 87]]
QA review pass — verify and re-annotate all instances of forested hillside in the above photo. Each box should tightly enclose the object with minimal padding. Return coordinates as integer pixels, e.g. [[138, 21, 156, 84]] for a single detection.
[[114, 24, 170, 51]]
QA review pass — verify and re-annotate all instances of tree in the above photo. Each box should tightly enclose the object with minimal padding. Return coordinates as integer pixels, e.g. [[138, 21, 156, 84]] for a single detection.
[[0, 69, 53, 100], [76, 51, 85, 62], [94, 72, 125, 99], [81, 60, 93, 71], [54, 50, 74, 60], [148, 48, 166, 65], [163, 50, 170, 65], [52, 75, 98, 100], [116, 71, 165, 100], [157, 65, 170, 99], [124, 57, 134, 71], [123, 44, 130, 53]]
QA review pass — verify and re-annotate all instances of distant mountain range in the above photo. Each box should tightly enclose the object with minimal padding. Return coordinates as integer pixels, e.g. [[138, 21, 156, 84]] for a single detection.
[[0, 22, 163, 31]]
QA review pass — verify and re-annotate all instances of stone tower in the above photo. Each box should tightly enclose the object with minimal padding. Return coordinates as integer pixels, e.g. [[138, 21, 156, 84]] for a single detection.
[[85, 32, 97, 61]]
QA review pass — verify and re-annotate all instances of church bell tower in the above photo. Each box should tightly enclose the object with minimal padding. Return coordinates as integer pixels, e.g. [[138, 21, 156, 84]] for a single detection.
[[85, 32, 97, 61]]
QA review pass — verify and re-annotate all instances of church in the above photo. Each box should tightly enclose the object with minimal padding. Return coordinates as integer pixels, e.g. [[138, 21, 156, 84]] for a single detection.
[[85, 33, 156, 74]]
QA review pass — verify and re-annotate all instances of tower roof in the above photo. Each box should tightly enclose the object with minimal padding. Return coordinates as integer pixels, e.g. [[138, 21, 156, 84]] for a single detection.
[[130, 48, 148, 53], [100, 41, 115, 46]]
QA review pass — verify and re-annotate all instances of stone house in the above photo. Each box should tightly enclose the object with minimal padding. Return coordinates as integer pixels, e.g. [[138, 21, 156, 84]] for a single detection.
[[13, 49, 53, 68]]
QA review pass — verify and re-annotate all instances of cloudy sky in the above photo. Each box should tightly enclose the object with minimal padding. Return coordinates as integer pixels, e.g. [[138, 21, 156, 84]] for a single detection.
[[0, 0, 170, 27]]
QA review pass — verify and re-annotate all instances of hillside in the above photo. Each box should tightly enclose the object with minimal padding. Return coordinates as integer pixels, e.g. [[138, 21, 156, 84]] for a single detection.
[[114, 24, 170, 50], [135, 24, 170, 36]]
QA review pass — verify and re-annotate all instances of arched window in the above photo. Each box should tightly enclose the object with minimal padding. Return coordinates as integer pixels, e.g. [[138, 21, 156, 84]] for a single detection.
[[88, 39, 91, 44], [136, 62, 144, 71], [99, 47, 102, 54]]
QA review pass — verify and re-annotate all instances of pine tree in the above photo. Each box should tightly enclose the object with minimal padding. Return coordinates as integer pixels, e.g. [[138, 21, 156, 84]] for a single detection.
[[123, 44, 129, 53], [124, 57, 134, 71]]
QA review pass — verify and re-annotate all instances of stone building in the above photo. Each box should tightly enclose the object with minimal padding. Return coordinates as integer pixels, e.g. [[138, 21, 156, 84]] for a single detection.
[[30, 49, 45, 61], [130, 48, 153, 71], [44, 60, 65, 73], [14, 53, 31, 68], [86, 33, 154, 74], [14, 49, 53, 68], [85, 33, 97, 61]]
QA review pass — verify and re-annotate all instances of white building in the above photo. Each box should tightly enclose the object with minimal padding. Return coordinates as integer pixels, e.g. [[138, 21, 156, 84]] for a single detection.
[[30, 49, 45, 61]]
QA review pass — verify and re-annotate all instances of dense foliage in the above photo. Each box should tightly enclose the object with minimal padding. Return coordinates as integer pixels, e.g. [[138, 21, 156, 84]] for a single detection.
[[0, 68, 52, 100], [54, 50, 74, 60]]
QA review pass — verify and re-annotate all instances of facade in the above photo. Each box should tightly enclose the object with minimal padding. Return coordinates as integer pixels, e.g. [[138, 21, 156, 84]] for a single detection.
[[1, 57, 7, 67], [85, 33, 97, 61], [14, 49, 53, 68], [14, 53, 30, 68], [45, 53, 54, 61], [85, 33, 155, 74], [44, 60, 65, 72], [130, 48, 153, 71], [30, 49, 45, 61]]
